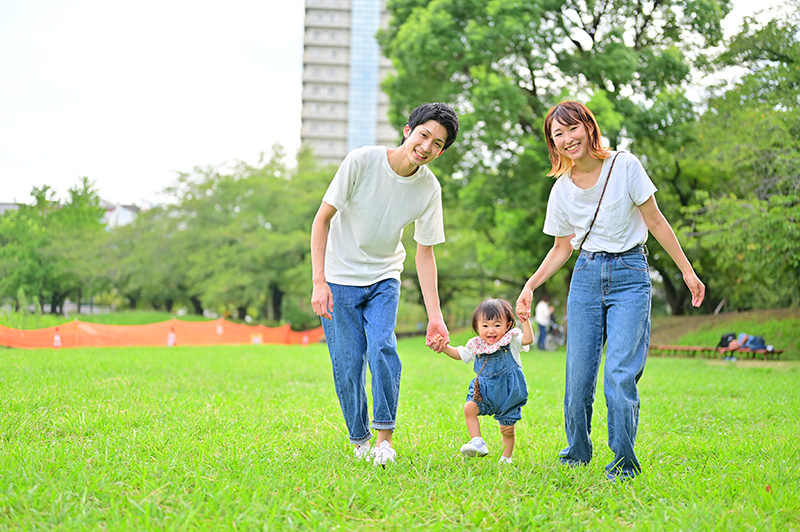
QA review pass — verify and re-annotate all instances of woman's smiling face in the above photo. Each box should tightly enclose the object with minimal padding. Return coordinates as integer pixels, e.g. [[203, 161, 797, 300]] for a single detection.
[[550, 119, 589, 161]]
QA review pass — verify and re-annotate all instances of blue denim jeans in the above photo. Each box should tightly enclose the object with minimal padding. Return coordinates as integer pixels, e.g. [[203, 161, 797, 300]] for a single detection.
[[321, 279, 402, 445], [537, 324, 548, 350], [560, 245, 651, 478]]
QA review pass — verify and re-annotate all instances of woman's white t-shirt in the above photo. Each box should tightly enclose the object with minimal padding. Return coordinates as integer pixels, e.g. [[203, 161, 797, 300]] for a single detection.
[[322, 146, 445, 286], [543, 151, 657, 252]]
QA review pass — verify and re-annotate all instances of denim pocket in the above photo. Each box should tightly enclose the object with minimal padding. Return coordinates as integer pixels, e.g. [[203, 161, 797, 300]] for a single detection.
[[619, 253, 649, 272], [573, 253, 591, 272]]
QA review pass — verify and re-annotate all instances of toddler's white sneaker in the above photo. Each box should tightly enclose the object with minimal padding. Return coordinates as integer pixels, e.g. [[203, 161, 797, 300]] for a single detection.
[[460, 436, 489, 457], [499, 455, 513, 464]]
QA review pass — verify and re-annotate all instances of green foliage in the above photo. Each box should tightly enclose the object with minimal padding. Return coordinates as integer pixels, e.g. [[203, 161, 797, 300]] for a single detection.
[[0, 341, 797, 529], [2, 2, 798, 321], [379, 0, 733, 313], [687, 195, 800, 310], [672, 3, 800, 310], [101, 146, 329, 327], [0, 179, 107, 314]]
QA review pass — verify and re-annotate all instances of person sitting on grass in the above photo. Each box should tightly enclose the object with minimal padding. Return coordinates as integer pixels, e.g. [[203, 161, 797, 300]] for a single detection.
[[430, 298, 533, 464]]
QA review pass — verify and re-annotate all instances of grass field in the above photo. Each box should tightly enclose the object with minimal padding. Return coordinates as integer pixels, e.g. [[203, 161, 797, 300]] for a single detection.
[[1, 335, 798, 531]]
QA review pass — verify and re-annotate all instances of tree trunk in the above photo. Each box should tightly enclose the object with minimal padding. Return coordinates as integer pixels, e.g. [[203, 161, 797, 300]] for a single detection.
[[271, 284, 284, 322], [190, 296, 204, 315], [658, 267, 687, 316]]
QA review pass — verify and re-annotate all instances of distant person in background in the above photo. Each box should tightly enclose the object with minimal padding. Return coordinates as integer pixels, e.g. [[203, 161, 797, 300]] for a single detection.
[[534, 296, 554, 351], [311, 102, 459, 467]]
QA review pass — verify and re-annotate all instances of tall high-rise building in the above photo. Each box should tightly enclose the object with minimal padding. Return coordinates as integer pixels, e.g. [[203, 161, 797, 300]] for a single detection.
[[302, 0, 396, 167]]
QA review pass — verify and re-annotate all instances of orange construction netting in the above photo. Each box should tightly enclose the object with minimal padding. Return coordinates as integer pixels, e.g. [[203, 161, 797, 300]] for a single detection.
[[0, 318, 326, 349]]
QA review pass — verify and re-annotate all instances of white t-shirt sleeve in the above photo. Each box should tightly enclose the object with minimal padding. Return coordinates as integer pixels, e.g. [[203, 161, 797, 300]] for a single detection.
[[322, 151, 359, 210], [509, 334, 527, 368], [624, 154, 657, 205], [543, 178, 573, 237], [457, 346, 475, 364], [413, 187, 445, 246]]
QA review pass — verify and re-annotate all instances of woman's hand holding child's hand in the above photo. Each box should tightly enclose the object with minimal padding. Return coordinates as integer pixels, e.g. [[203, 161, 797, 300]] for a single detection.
[[515, 302, 531, 322]]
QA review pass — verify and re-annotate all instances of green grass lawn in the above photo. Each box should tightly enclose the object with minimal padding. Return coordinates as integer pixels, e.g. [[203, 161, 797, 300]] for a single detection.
[[1, 336, 798, 531]]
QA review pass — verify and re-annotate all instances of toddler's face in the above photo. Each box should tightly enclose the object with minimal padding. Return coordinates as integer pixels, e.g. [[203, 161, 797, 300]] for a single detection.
[[477, 317, 511, 344]]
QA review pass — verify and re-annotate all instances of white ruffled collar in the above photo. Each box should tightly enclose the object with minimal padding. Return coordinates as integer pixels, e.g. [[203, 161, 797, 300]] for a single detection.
[[465, 327, 520, 355]]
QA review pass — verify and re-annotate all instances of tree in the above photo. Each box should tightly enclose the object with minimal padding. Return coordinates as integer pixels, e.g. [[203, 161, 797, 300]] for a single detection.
[[679, 2, 800, 310], [111, 146, 330, 327], [379, 0, 732, 314], [0, 180, 107, 314], [0, 191, 51, 310], [43, 178, 109, 313]]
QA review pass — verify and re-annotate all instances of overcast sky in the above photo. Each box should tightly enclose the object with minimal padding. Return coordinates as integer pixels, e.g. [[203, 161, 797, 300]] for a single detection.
[[0, 0, 779, 206]]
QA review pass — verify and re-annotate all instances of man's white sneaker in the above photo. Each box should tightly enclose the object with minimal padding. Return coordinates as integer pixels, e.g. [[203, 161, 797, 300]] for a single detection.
[[499, 455, 513, 464], [354, 443, 371, 461], [460, 436, 489, 457], [370, 440, 397, 466]]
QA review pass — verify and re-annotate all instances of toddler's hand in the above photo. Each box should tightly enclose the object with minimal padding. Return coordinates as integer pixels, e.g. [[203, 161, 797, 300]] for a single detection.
[[427, 334, 447, 352]]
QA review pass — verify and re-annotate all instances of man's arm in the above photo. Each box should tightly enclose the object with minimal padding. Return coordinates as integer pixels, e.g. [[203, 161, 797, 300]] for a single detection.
[[310, 202, 337, 319], [415, 243, 449, 351]]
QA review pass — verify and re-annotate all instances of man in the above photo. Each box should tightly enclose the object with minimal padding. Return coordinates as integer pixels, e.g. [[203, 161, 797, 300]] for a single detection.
[[310, 102, 459, 466], [534, 296, 553, 351]]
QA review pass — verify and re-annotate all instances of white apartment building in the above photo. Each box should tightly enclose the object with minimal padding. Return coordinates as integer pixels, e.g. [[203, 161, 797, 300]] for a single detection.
[[301, 0, 397, 166]]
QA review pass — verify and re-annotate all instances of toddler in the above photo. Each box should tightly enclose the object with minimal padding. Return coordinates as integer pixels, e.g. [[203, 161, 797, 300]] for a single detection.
[[432, 298, 533, 463]]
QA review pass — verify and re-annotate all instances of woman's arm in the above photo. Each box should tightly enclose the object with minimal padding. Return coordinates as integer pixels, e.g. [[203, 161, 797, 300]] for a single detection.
[[516, 235, 574, 320], [637, 195, 705, 307]]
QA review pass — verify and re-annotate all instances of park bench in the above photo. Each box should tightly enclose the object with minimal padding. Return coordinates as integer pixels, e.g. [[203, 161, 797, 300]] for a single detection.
[[648, 344, 783, 360]]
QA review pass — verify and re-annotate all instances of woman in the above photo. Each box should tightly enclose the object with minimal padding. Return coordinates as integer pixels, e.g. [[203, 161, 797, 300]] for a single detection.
[[515, 101, 704, 480]]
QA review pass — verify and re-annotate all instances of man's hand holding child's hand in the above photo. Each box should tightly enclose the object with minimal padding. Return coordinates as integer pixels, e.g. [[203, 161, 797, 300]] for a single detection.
[[427, 333, 447, 352]]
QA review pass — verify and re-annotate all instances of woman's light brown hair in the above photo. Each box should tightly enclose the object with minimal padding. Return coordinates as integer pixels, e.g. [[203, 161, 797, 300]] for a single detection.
[[544, 101, 610, 177]]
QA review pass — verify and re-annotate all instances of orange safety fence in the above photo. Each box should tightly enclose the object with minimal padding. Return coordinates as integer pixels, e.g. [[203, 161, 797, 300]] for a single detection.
[[0, 318, 326, 349]]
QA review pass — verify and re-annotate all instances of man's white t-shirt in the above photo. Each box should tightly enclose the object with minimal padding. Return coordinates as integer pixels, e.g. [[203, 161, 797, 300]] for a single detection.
[[322, 146, 445, 286], [543, 151, 657, 252]]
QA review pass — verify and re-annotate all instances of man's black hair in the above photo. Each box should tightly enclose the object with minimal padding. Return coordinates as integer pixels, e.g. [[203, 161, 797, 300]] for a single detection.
[[404, 102, 459, 151]]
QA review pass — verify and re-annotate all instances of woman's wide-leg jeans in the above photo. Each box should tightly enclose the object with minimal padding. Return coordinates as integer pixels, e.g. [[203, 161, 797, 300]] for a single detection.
[[560, 246, 651, 478], [321, 279, 402, 445]]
